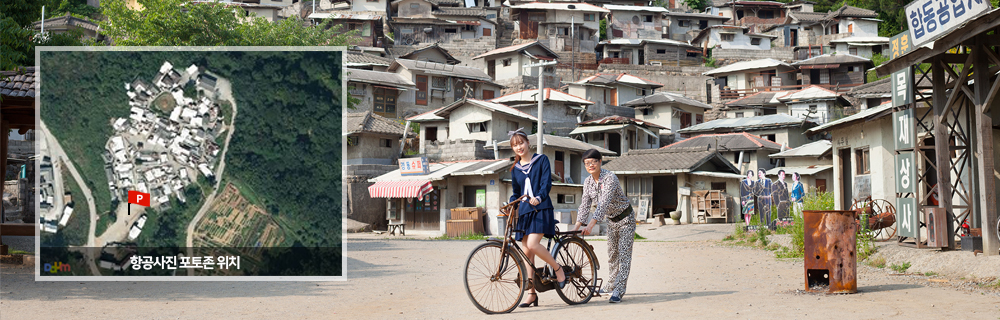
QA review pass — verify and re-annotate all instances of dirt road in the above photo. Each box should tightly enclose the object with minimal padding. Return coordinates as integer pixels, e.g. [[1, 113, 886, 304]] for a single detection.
[[3, 228, 998, 319]]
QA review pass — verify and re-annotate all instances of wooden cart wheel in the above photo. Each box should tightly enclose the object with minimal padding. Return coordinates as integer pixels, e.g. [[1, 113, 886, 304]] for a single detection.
[[867, 199, 897, 242]]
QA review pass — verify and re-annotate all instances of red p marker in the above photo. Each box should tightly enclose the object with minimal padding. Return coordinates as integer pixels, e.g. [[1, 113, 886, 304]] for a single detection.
[[128, 190, 151, 215]]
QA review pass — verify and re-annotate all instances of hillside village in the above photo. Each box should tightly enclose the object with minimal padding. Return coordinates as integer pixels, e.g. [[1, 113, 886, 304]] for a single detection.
[[22, 1, 997, 254], [331, 0, 891, 235]]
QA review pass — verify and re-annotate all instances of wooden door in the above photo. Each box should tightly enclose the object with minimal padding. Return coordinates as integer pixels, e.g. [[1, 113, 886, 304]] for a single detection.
[[610, 88, 618, 105], [554, 151, 565, 182], [816, 179, 827, 193], [416, 75, 428, 105], [519, 12, 542, 39], [482, 89, 495, 100]]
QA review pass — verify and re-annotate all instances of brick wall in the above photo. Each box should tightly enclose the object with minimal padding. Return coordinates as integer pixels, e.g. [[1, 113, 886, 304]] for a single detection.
[[425, 139, 494, 161], [711, 47, 794, 64]]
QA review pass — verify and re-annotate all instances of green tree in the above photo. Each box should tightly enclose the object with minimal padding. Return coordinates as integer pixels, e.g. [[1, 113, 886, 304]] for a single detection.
[[99, 0, 359, 46], [0, 0, 92, 70], [680, 0, 710, 12]]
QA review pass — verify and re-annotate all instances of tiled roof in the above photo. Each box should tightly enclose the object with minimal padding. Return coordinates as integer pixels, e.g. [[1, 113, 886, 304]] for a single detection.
[[434, 98, 539, 122], [843, 77, 890, 98], [344, 111, 407, 136], [31, 13, 100, 31], [0, 67, 35, 99], [663, 132, 782, 151], [433, 7, 488, 17], [510, 2, 610, 13], [491, 88, 593, 105], [777, 85, 840, 102], [426, 0, 464, 6], [344, 51, 393, 66], [603, 4, 668, 12], [495, 134, 615, 155], [703, 58, 792, 76], [826, 5, 878, 19], [603, 147, 738, 174], [788, 11, 826, 23], [574, 73, 663, 88], [394, 44, 461, 65], [678, 114, 815, 133], [620, 91, 712, 109]]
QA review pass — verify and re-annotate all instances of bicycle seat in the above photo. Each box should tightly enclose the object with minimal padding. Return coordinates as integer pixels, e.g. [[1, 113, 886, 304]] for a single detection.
[[556, 230, 582, 235]]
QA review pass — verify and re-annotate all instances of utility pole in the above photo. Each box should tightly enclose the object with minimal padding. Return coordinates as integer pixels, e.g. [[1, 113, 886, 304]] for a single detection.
[[523, 60, 558, 154]]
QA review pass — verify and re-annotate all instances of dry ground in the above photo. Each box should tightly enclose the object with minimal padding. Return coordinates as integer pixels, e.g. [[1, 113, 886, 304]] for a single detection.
[[2, 224, 999, 319]]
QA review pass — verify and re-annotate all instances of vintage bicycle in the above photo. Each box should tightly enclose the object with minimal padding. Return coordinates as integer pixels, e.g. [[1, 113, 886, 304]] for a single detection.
[[463, 195, 602, 314]]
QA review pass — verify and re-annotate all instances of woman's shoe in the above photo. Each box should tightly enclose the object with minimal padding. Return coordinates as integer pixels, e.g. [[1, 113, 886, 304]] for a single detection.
[[554, 266, 567, 289], [519, 293, 538, 307]]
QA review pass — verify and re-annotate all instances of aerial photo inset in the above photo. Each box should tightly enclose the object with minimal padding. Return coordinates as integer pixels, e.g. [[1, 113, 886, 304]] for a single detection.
[[37, 49, 343, 278]]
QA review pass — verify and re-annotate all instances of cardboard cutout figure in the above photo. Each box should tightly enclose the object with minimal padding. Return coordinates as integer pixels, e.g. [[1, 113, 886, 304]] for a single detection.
[[773, 170, 790, 222], [740, 170, 755, 226], [790, 172, 805, 217], [756, 169, 773, 228]]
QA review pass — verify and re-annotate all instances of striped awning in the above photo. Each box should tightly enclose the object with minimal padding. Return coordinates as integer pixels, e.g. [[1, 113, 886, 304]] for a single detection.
[[368, 180, 433, 198]]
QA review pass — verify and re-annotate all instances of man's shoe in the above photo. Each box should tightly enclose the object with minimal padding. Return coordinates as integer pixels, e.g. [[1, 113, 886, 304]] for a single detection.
[[609, 293, 622, 303]]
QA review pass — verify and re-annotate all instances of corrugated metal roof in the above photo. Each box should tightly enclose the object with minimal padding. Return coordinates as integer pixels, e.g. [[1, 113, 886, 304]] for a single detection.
[[434, 7, 489, 17], [390, 59, 492, 81], [825, 5, 877, 19], [397, 44, 461, 65], [407, 107, 448, 122], [308, 12, 382, 20], [765, 165, 832, 176], [603, 4, 668, 12], [769, 139, 831, 158], [495, 134, 615, 155], [678, 114, 814, 133], [0, 67, 35, 99], [450, 160, 512, 176], [369, 160, 506, 182], [844, 77, 891, 98], [807, 100, 893, 133], [792, 53, 871, 66], [491, 88, 593, 105], [578, 115, 668, 129], [664, 132, 782, 151], [620, 91, 711, 109], [777, 86, 840, 101], [828, 36, 889, 43], [725, 92, 782, 107], [664, 11, 730, 20], [703, 59, 792, 76], [473, 41, 559, 60], [346, 69, 417, 89], [568, 124, 627, 135], [511, 2, 610, 12]]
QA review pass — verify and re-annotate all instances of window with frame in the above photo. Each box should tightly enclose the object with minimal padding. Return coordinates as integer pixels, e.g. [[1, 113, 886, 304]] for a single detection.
[[678, 20, 691, 27], [656, 49, 666, 54], [559, 27, 569, 35], [751, 38, 761, 45], [711, 182, 726, 190], [483, 28, 492, 36], [502, 58, 512, 67], [467, 121, 489, 133], [487, 14, 496, 19], [410, 3, 420, 9], [464, 25, 477, 31], [687, 52, 697, 57], [445, 28, 458, 33], [636, 88, 647, 96], [761, 134, 776, 142], [758, 10, 774, 19], [432, 77, 447, 88], [544, 66, 554, 73], [373, 87, 397, 117], [591, 132, 604, 141], [425, 127, 439, 141], [678, 110, 692, 129], [856, 148, 870, 174], [696, 114, 703, 124], [347, 136, 359, 146], [380, 138, 393, 148], [849, 47, 858, 55], [584, 13, 595, 21], [647, 134, 655, 144], [644, 15, 653, 23], [642, 108, 651, 116], [735, 112, 744, 118], [721, 33, 735, 41], [401, 28, 414, 34], [808, 104, 817, 112]]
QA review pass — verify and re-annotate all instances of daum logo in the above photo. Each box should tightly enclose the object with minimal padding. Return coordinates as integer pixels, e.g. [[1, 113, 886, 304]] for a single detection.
[[43, 262, 71, 274]]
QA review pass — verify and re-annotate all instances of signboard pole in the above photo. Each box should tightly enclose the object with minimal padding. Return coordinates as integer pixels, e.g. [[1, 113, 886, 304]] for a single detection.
[[523, 60, 558, 155]]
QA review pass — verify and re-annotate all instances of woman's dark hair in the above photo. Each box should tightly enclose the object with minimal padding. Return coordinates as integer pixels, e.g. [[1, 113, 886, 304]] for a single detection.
[[582, 149, 602, 162], [509, 133, 530, 172]]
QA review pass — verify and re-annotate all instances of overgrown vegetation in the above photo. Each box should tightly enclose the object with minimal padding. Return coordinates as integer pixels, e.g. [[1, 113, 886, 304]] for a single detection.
[[865, 255, 887, 268]]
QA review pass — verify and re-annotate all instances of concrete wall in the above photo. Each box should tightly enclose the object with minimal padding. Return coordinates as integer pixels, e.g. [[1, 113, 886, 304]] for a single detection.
[[608, 9, 663, 40], [353, 0, 387, 12], [633, 103, 708, 141], [424, 139, 494, 161], [711, 47, 794, 63], [396, 0, 433, 18], [345, 133, 400, 165], [510, 102, 582, 136], [347, 80, 413, 119], [830, 116, 896, 209], [786, 100, 835, 124], [406, 49, 454, 64], [446, 105, 533, 143], [666, 16, 725, 41], [707, 30, 771, 50]]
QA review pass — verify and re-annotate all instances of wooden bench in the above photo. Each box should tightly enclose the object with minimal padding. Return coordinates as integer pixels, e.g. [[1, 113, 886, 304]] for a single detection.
[[388, 221, 405, 236]]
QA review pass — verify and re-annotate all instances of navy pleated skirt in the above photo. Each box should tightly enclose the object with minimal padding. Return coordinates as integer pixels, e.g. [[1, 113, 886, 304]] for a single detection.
[[514, 208, 556, 241]]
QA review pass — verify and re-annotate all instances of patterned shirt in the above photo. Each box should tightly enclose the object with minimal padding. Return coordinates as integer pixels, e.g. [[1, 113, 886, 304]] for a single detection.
[[578, 169, 631, 224]]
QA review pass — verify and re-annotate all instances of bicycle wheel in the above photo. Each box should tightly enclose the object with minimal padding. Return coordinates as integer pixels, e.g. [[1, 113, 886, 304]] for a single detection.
[[464, 241, 525, 314], [554, 237, 598, 305]]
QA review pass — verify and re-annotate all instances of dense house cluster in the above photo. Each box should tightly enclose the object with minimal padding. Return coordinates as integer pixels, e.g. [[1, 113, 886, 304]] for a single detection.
[[324, 0, 901, 235]]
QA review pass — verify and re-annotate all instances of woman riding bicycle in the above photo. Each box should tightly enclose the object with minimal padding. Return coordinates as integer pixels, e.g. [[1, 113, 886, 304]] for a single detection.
[[507, 128, 566, 308]]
